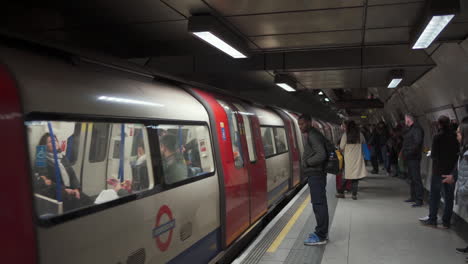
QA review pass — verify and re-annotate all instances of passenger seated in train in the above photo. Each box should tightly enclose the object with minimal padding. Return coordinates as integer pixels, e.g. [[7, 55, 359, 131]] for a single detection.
[[160, 134, 188, 184], [130, 143, 149, 191], [34, 133, 91, 212]]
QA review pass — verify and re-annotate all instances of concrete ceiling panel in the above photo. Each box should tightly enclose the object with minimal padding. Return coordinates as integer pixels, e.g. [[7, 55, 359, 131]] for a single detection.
[[227, 8, 364, 36]]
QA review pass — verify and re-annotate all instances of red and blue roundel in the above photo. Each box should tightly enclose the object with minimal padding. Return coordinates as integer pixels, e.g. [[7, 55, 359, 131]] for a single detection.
[[153, 205, 176, 252]]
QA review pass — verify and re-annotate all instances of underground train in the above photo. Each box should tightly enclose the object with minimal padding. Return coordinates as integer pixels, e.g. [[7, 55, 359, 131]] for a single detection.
[[0, 42, 341, 264]]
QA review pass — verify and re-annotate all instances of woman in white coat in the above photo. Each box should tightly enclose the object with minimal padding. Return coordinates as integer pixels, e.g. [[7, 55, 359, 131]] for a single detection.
[[337, 121, 367, 200]]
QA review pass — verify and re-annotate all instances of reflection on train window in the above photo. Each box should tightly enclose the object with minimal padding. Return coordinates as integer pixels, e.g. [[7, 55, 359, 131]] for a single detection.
[[233, 103, 257, 162], [217, 100, 244, 168], [261, 127, 276, 157], [89, 123, 110, 163], [274, 127, 288, 153], [153, 124, 215, 185], [26, 121, 154, 220]]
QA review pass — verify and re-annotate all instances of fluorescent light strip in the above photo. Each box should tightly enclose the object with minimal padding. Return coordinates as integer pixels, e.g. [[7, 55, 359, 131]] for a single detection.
[[318, 91, 324, 95], [98, 96, 164, 107], [388, 78, 403, 88], [324, 98, 330, 102], [193, 31, 247, 59], [413, 15, 455, 49], [276, 83, 296, 92]]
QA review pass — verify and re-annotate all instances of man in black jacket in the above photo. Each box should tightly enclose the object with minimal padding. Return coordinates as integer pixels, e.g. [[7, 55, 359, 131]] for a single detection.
[[402, 114, 425, 207], [299, 115, 329, 246], [421, 115, 459, 228]]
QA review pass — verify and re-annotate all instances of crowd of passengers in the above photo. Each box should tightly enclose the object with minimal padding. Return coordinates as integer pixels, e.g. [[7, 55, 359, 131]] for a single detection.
[[33, 131, 196, 213], [335, 114, 468, 259]]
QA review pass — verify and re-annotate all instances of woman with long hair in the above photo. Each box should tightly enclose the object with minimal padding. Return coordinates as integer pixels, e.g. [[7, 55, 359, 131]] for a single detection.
[[337, 121, 367, 200], [446, 117, 468, 256]]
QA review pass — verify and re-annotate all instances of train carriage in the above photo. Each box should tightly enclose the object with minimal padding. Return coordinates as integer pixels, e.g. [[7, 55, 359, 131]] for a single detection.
[[0, 43, 327, 264]]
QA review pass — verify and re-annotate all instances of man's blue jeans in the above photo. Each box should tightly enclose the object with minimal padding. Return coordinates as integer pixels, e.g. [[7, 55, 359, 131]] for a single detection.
[[307, 174, 329, 240]]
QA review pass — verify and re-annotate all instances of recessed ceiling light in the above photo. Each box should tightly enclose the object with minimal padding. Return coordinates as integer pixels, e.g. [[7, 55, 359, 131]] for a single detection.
[[189, 15, 249, 59], [274, 74, 297, 92], [413, 15, 455, 49]]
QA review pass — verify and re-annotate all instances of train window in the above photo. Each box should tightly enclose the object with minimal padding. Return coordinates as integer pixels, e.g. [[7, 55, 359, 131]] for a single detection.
[[217, 100, 244, 168], [152, 124, 215, 185], [25, 121, 154, 220], [89, 123, 110, 163], [274, 127, 288, 153], [233, 103, 257, 162], [261, 127, 276, 157]]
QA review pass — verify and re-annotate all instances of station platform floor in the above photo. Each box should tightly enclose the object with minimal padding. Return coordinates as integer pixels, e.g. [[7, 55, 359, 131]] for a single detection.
[[232, 170, 467, 264]]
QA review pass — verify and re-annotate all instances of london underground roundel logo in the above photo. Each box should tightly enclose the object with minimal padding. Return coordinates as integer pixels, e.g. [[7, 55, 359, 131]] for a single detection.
[[153, 205, 176, 252]]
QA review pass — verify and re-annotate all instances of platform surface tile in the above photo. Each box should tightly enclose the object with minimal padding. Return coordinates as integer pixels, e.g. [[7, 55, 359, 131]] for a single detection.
[[235, 171, 468, 264], [234, 174, 338, 264], [322, 172, 467, 264]]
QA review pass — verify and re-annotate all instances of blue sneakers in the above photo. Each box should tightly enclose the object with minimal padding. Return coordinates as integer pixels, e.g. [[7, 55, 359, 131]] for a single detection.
[[304, 233, 328, 246]]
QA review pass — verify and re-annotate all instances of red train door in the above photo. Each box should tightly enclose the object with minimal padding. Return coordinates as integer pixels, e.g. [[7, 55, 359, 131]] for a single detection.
[[0, 65, 37, 263], [275, 109, 301, 188], [191, 89, 250, 246], [232, 103, 267, 224]]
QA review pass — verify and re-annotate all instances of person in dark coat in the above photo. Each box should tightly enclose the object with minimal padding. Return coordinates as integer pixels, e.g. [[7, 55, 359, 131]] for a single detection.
[[401, 114, 425, 207], [160, 134, 188, 184], [368, 124, 381, 174], [34, 133, 91, 212], [420, 115, 459, 228], [299, 115, 329, 246]]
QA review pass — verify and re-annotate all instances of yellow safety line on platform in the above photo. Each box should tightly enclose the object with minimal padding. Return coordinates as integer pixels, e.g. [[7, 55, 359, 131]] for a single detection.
[[266, 196, 310, 253]]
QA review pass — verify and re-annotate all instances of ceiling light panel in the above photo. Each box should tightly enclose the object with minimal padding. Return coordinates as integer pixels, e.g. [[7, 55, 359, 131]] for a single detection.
[[387, 78, 403, 88], [277, 83, 296, 92], [193, 32, 247, 59], [412, 15, 455, 49]]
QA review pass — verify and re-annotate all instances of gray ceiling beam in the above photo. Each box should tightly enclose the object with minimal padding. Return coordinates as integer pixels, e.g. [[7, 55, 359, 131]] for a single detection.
[[335, 99, 384, 109], [146, 44, 435, 74]]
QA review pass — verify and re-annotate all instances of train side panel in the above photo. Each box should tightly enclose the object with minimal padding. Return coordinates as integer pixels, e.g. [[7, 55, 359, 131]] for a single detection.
[[1, 46, 221, 264]]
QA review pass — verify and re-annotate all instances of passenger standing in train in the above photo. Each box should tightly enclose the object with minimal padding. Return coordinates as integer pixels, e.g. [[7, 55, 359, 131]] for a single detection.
[[336, 121, 367, 200], [159, 134, 188, 184], [439, 117, 468, 255], [34, 133, 91, 211], [130, 143, 149, 191], [298, 115, 329, 246], [421, 115, 459, 228], [402, 113, 425, 207]]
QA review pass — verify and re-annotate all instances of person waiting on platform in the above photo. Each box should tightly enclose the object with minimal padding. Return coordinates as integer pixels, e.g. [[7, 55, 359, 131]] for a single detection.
[[34, 133, 91, 211], [420, 115, 459, 228], [299, 115, 329, 246], [402, 113, 425, 207], [440, 117, 468, 257], [336, 121, 367, 200], [160, 134, 188, 184]]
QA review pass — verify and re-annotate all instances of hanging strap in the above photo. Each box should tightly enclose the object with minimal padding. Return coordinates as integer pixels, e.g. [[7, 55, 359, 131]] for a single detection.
[[47, 122, 62, 202], [118, 124, 125, 183]]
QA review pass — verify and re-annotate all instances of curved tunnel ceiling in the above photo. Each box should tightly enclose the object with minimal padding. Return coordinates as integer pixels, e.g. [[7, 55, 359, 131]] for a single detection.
[[1, 0, 468, 122]]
